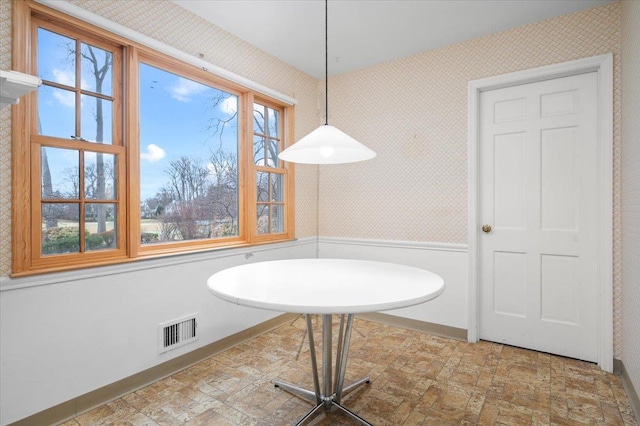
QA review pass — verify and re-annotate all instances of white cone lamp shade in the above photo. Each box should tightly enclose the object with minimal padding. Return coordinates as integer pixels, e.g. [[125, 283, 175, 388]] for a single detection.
[[279, 124, 376, 165], [279, 0, 376, 165]]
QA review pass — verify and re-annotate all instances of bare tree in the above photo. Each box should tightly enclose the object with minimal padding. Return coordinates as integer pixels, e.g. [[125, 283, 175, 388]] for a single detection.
[[252, 105, 280, 166], [204, 93, 238, 145], [165, 157, 209, 203], [207, 147, 238, 236], [153, 157, 211, 241], [61, 166, 80, 198], [81, 44, 112, 233], [65, 41, 113, 233]]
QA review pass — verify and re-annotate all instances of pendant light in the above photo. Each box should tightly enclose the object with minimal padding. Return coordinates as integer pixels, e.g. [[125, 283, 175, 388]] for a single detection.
[[278, 0, 376, 165]]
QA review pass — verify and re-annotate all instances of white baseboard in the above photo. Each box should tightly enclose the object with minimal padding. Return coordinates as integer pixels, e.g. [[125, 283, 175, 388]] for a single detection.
[[615, 359, 640, 422]]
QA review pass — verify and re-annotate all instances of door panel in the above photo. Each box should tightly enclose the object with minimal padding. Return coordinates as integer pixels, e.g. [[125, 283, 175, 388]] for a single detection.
[[493, 251, 527, 317], [479, 72, 598, 362], [494, 133, 526, 228], [540, 254, 579, 325]]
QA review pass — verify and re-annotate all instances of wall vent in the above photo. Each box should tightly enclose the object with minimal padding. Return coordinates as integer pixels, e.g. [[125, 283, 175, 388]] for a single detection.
[[158, 314, 198, 354]]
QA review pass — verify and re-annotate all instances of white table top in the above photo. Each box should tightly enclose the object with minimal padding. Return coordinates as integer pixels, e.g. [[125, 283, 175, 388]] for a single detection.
[[207, 258, 445, 314]]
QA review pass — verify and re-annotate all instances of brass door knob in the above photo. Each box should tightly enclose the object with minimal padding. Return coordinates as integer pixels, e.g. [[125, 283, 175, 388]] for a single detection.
[[482, 224, 492, 233]]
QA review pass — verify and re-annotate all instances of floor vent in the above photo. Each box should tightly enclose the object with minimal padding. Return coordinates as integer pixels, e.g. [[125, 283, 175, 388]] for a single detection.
[[159, 314, 198, 354]]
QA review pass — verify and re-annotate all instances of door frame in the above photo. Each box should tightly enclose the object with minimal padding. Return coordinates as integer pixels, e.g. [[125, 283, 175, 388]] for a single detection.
[[467, 54, 614, 372]]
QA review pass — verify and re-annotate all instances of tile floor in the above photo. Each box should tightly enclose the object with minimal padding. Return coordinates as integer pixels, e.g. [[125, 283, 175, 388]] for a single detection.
[[63, 317, 637, 425]]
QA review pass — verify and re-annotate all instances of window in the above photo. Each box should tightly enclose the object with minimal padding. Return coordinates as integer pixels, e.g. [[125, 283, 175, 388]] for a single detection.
[[138, 60, 240, 246], [254, 102, 286, 235], [11, 2, 294, 275]]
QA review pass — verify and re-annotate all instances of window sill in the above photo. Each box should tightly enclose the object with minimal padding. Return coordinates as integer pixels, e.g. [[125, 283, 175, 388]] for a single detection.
[[2, 237, 314, 291]]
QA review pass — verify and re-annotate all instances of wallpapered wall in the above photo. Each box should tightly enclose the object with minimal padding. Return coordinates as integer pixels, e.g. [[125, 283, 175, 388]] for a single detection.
[[319, 3, 623, 353], [621, 0, 640, 399], [0, 1, 627, 358], [0, 0, 320, 277], [0, 0, 13, 278]]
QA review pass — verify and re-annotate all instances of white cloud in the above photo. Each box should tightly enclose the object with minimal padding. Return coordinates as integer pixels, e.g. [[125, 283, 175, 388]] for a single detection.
[[50, 69, 90, 108], [220, 96, 238, 115], [166, 78, 207, 102], [51, 69, 75, 107], [140, 144, 166, 162], [52, 90, 75, 108], [52, 68, 74, 86]]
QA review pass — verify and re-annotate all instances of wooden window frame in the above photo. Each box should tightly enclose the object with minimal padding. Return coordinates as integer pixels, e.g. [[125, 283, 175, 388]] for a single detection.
[[252, 96, 291, 242], [11, 1, 295, 276]]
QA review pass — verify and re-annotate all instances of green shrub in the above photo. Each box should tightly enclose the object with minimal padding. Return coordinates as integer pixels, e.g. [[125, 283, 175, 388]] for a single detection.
[[41, 227, 105, 254], [86, 233, 105, 250], [42, 235, 79, 254]]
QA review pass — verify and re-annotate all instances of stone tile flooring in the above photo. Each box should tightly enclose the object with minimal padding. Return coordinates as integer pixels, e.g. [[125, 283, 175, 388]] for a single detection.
[[62, 318, 637, 425]]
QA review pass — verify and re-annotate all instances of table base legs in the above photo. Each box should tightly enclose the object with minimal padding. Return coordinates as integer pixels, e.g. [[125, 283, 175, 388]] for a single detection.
[[274, 314, 372, 426], [274, 378, 371, 425]]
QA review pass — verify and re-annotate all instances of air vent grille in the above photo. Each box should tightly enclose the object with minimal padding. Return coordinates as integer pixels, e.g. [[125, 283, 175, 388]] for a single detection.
[[158, 314, 198, 354]]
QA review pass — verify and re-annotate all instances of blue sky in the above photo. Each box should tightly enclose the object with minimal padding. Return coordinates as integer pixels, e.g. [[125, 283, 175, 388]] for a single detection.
[[139, 62, 239, 201]]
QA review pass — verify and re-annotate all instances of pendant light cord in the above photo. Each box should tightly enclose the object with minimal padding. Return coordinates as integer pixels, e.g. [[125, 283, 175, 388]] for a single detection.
[[325, 0, 329, 125], [318, 0, 328, 257]]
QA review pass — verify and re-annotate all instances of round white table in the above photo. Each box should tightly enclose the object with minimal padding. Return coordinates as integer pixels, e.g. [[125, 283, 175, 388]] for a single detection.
[[207, 258, 445, 425]]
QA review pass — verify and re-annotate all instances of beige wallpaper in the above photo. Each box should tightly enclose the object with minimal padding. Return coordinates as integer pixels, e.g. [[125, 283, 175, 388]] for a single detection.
[[320, 3, 623, 354], [0, 0, 320, 276], [0, 1, 11, 279], [621, 0, 640, 397], [0, 1, 629, 358]]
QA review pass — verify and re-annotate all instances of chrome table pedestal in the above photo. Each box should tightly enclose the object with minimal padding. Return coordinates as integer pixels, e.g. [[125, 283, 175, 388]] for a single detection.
[[274, 314, 372, 426]]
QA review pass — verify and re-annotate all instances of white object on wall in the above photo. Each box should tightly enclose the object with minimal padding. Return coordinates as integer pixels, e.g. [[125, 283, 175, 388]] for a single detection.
[[0, 70, 41, 109], [158, 313, 199, 354]]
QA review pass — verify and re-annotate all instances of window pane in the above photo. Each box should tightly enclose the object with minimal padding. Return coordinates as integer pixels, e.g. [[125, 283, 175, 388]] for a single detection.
[[38, 85, 75, 138], [140, 221, 161, 245], [257, 204, 269, 235], [80, 94, 113, 144], [85, 203, 116, 251], [81, 43, 113, 96], [139, 63, 239, 244], [253, 137, 279, 167], [253, 103, 266, 134], [257, 171, 269, 202], [207, 194, 239, 238], [84, 152, 116, 200], [205, 148, 238, 238], [41, 203, 80, 255], [271, 204, 284, 233], [253, 136, 266, 166], [41, 147, 79, 199], [266, 138, 279, 167], [270, 173, 283, 202], [37, 28, 75, 86], [267, 107, 280, 137]]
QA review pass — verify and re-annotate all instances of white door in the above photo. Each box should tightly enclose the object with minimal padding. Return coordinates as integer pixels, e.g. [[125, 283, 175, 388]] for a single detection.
[[479, 72, 598, 362]]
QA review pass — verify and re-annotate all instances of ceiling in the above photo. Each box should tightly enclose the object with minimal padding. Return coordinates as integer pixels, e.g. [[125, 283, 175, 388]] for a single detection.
[[172, 0, 613, 79]]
